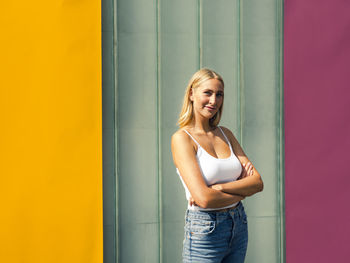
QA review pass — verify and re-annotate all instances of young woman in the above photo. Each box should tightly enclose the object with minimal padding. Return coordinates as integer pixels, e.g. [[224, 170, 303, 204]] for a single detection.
[[171, 68, 263, 263]]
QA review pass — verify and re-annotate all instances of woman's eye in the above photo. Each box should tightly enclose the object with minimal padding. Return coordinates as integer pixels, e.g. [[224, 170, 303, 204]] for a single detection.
[[204, 91, 211, 95], [217, 93, 223, 97]]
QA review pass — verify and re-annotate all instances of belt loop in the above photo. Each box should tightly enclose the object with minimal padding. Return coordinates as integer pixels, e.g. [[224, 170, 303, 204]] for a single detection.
[[238, 202, 243, 219]]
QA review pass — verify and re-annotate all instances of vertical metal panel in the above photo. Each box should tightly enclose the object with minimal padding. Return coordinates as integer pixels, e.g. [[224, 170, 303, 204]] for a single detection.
[[159, 0, 199, 261], [117, 0, 159, 262], [241, 0, 283, 262], [202, 0, 241, 136], [102, 0, 117, 262]]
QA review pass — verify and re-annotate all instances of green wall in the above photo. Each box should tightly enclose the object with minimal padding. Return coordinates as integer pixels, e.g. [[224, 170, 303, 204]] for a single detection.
[[103, 0, 284, 262]]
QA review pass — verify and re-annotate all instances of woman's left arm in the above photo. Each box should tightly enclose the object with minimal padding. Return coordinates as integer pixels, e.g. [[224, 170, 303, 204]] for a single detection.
[[212, 127, 264, 197]]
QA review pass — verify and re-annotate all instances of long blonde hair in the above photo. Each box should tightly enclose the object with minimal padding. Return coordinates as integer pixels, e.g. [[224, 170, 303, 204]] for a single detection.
[[178, 68, 224, 128]]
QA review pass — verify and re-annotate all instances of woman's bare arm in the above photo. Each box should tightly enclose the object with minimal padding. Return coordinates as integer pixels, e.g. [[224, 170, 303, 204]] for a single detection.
[[171, 130, 244, 209]]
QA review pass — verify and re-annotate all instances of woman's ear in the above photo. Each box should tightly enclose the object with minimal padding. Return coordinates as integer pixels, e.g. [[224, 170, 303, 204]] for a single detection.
[[189, 89, 194, 102]]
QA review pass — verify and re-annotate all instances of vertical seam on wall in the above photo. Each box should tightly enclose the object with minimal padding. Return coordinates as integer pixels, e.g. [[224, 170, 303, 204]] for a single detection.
[[278, 0, 285, 262], [275, 0, 281, 260], [236, 0, 241, 142], [239, 0, 244, 145], [113, 0, 119, 261], [156, 0, 162, 262], [198, 0, 202, 69], [275, 0, 285, 262]]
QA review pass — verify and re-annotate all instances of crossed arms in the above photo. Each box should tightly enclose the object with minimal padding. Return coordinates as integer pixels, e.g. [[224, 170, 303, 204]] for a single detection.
[[171, 127, 263, 209]]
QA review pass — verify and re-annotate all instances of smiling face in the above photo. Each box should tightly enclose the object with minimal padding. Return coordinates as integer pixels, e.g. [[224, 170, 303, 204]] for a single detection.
[[190, 78, 224, 122]]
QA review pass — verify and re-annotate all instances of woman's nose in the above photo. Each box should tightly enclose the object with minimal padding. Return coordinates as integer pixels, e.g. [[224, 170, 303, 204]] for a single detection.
[[209, 94, 217, 104]]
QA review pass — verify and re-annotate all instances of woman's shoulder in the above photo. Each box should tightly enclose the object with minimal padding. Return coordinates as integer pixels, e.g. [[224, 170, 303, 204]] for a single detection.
[[218, 126, 239, 144], [171, 128, 198, 154], [218, 126, 245, 156], [171, 128, 192, 145], [219, 126, 234, 137]]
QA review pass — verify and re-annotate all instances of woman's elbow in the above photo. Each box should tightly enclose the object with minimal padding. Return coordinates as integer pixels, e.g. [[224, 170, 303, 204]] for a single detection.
[[256, 177, 264, 193], [247, 177, 264, 196], [193, 192, 213, 209], [194, 196, 210, 209]]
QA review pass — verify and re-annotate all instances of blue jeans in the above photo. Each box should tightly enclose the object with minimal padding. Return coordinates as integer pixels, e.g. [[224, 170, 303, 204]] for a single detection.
[[183, 202, 248, 263]]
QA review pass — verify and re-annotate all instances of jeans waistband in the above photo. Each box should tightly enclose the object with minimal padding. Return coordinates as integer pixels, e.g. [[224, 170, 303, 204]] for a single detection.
[[186, 201, 245, 220]]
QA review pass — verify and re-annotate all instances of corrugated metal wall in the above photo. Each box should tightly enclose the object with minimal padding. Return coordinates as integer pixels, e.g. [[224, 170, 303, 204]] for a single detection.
[[103, 0, 284, 262]]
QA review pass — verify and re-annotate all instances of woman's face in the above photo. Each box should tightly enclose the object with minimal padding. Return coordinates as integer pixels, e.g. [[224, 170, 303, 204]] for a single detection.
[[190, 78, 224, 121]]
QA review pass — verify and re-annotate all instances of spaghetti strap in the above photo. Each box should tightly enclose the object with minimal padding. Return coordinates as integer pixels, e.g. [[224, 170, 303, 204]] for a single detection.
[[218, 126, 233, 152], [183, 130, 200, 146]]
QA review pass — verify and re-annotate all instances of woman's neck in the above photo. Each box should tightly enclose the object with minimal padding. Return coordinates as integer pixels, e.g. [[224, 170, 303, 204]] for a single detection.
[[189, 118, 215, 133]]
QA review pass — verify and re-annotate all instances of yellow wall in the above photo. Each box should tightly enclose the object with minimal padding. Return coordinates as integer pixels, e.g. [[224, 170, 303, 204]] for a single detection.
[[0, 1, 102, 262]]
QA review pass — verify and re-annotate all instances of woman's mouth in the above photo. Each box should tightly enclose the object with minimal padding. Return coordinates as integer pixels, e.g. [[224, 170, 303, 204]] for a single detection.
[[205, 106, 216, 111]]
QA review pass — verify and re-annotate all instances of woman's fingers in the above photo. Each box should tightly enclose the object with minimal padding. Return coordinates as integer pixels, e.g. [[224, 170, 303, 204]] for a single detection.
[[247, 163, 252, 171], [247, 162, 254, 176], [241, 163, 247, 178], [189, 197, 196, 206], [240, 162, 255, 179], [241, 162, 254, 178], [244, 162, 254, 176]]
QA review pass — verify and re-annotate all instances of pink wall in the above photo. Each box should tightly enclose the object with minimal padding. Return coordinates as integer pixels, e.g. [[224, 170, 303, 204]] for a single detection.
[[285, 1, 350, 262]]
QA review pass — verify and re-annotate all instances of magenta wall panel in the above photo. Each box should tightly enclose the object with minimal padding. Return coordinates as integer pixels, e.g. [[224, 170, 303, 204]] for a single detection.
[[285, 0, 350, 262]]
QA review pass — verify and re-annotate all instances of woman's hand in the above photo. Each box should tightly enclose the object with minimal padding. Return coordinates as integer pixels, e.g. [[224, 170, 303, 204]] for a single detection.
[[189, 197, 196, 206], [239, 162, 254, 179]]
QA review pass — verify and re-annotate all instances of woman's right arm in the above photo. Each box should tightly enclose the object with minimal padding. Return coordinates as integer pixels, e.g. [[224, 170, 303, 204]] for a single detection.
[[171, 130, 244, 209]]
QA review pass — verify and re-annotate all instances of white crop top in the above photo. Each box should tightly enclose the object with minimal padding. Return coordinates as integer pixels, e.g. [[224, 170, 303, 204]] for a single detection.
[[176, 127, 242, 211]]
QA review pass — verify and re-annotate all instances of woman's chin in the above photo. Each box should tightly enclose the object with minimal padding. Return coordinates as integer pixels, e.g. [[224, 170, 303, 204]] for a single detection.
[[204, 112, 217, 120]]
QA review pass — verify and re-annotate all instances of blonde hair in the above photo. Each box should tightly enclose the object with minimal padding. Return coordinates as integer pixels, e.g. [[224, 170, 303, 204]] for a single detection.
[[177, 68, 224, 128]]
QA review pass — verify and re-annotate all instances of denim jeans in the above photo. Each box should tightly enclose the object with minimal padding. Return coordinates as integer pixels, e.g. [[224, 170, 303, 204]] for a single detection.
[[182, 202, 248, 263]]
